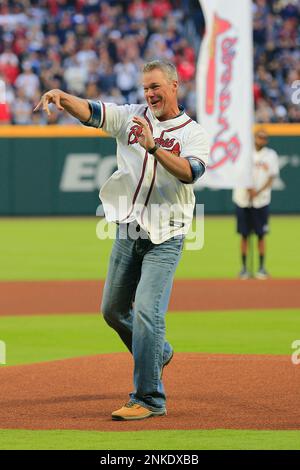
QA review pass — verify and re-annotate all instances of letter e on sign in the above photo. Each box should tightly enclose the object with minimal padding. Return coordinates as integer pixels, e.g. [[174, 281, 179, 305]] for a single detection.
[[0, 341, 6, 365], [291, 340, 300, 365], [60, 154, 99, 192]]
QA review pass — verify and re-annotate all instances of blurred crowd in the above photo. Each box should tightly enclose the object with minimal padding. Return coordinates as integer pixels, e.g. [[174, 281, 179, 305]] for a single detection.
[[0, 0, 299, 125], [253, 0, 300, 123]]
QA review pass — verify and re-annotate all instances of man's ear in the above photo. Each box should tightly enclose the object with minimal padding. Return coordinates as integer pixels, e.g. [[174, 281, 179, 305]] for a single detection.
[[173, 80, 178, 92]]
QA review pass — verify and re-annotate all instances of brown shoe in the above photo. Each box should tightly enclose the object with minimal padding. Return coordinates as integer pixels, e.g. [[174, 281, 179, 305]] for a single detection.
[[112, 402, 166, 421]]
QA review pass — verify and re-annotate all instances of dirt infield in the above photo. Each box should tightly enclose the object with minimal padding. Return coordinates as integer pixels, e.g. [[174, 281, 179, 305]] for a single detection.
[[0, 279, 299, 316], [0, 353, 299, 431]]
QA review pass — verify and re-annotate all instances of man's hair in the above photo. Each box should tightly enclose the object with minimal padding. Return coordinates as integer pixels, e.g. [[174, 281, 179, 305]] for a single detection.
[[142, 60, 178, 82]]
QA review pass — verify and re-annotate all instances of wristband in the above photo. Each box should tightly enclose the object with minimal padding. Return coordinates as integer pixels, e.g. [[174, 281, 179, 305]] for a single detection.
[[148, 144, 160, 155]]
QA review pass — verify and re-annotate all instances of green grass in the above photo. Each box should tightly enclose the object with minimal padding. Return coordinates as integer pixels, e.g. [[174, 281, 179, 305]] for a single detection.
[[0, 429, 300, 450], [0, 216, 299, 280], [0, 217, 110, 281], [1, 310, 299, 366], [0, 217, 298, 451]]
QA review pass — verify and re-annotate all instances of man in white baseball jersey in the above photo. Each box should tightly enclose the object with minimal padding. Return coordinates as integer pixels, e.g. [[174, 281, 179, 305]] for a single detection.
[[233, 129, 279, 279], [34, 60, 209, 421]]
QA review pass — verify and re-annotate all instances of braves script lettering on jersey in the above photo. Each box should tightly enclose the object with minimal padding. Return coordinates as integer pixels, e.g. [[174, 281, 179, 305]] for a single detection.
[[84, 101, 209, 243]]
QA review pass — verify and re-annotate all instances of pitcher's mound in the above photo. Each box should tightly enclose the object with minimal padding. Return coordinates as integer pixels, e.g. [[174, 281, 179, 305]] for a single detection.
[[0, 353, 299, 431]]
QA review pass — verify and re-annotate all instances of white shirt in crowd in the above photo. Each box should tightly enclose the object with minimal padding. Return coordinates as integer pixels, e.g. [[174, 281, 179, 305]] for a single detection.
[[15, 71, 40, 99], [233, 146, 280, 208], [113, 62, 139, 92], [63, 64, 88, 95]]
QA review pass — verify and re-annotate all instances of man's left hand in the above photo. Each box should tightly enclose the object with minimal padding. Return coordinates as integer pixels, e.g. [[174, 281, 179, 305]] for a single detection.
[[248, 188, 259, 199], [132, 116, 155, 151]]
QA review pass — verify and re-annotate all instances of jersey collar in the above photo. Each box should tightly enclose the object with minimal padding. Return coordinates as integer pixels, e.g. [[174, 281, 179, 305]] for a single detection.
[[145, 105, 190, 129]]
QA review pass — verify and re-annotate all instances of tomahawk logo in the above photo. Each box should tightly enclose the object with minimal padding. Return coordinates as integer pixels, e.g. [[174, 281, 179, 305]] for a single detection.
[[0, 340, 6, 365], [205, 14, 231, 115]]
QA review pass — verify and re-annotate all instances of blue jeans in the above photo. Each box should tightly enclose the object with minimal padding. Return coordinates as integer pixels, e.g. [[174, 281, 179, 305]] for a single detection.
[[101, 223, 184, 412]]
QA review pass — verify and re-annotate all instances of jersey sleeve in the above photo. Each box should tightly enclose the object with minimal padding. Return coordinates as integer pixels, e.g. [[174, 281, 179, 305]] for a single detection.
[[182, 157, 206, 183], [269, 149, 280, 177], [180, 125, 210, 183], [181, 125, 210, 168], [81, 100, 135, 138]]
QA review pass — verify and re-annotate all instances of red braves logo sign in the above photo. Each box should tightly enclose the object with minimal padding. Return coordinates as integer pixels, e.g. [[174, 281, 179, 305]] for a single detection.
[[206, 13, 241, 170]]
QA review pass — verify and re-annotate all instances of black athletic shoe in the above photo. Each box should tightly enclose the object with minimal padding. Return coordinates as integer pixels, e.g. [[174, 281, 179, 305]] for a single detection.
[[239, 268, 251, 280], [255, 268, 269, 280]]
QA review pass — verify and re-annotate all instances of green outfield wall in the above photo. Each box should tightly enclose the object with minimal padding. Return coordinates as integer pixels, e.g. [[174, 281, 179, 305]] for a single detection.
[[0, 125, 299, 215]]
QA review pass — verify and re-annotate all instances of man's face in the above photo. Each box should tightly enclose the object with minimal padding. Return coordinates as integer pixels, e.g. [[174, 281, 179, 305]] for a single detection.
[[255, 131, 268, 149], [142, 69, 178, 119]]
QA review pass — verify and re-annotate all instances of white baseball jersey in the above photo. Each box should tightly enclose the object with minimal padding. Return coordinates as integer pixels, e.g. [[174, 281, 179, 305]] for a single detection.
[[233, 146, 279, 209], [85, 101, 209, 243]]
